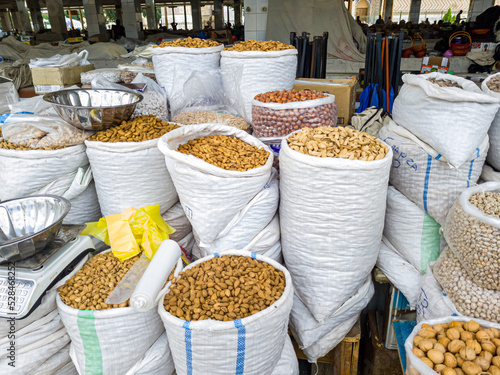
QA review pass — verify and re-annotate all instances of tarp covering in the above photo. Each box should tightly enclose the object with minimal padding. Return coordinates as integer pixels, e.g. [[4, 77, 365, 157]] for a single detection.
[[266, 0, 366, 63]]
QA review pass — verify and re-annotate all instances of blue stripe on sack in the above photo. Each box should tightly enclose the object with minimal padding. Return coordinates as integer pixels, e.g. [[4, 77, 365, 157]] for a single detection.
[[467, 148, 480, 188], [435, 154, 442, 160], [183, 321, 193, 375], [251, 252, 257, 259], [234, 319, 246, 375], [423, 155, 432, 213]]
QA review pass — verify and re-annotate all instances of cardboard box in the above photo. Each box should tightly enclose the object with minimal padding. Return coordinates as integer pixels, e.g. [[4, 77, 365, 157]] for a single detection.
[[31, 64, 95, 94], [420, 56, 450, 74], [293, 78, 357, 125]]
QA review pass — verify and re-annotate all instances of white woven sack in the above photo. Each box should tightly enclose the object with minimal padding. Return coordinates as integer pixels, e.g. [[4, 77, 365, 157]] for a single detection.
[[124, 333, 175, 375], [221, 49, 298, 123], [85, 138, 178, 216], [162, 201, 192, 242], [158, 124, 273, 245], [481, 164, 500, 182], [35, 344, 77, 375], [377, 239, 422, 307], [482, 73, 500, 171], [279, 133, 391, 322], [271, 335, 299, 375], [152, 45, 223, 97], [178, 232, 195, 255], [262, 240, 283, 265], [384, 186, 441, 274], [289, 276, 373, 363], [405, 316, 496, 375], [158, 250, 293, 375], [378, 121, 488, 225], [392, 72, 500, 168], [415, 264, 460, 323]]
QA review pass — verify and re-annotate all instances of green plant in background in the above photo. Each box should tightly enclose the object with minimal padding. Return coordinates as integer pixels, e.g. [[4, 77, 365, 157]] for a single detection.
[[442, 8, 456, 23]]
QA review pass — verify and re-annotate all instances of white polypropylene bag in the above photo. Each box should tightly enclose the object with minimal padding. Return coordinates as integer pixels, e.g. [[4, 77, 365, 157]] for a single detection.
[[393, 72, 500, 168], [262, 240, 283, 265], [482, 73, 500, 171], [271, 335, 299, 375], [289, 276, 373, 363], [158, 250, 293, 375], [123, 333, 175, 375], [279, 132, 391, 322], [481, 164, 500, 182], [376, 239, 422, 307], [221, 49, 298, 123], [85, 138, 178, 216], [384, 186, 441, 274], [161, 201, 192, 242], [158, 124, 273, 245], [378, 121, 488, 225]]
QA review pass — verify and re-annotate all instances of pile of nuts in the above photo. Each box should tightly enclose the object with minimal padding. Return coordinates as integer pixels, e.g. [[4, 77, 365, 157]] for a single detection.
[[287, 126, 388, 161], [443, 194, 500, 291], [411, 319, 500, 375], [252, 90, 337, 137], [172, 111, 250, 132], [2, 124, 91, 148], [225, 40, 295, 52], [434, 249, 500, 323], [58, 252, 140, 310], [133, 91, 169, 121], [0, 139, 66, 151], [177, 135, 269, 171], [88, 115, 179, 143], [487, 76, 500, 93], [427, 78, 463, 89], [163, 255, 285, 321], [155, 37, 221, 48], [121, 71, 157, 84]]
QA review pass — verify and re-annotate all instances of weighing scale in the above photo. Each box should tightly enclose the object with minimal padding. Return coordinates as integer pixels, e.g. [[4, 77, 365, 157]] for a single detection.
[[0, 225, 95, 319]]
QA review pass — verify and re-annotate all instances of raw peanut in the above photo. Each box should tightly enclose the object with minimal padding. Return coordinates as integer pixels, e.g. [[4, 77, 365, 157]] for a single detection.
[[225, 40, 295, 52], [155, 37, 221, 48]]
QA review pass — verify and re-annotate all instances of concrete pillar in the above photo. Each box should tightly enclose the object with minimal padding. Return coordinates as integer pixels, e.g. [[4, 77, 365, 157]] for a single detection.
[[0, 10, 13, 31], [11, 10, 22, 31], [15, 0, 32, 32], [409, 0, 421, 23], [27, 0, 43, 31], [121, 0, 144, 40], [82, 0, 106, 37], [234, 0, 242, 26], [384, 0, 394, 22], [190, 0, 201, 30], [46, 0, 68, 37], [145, 0, 157, 30], [213, 0, 223, 29]]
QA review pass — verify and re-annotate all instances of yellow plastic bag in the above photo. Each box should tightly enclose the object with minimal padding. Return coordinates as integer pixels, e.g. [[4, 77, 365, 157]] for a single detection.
[[81, 204, 175, 260]]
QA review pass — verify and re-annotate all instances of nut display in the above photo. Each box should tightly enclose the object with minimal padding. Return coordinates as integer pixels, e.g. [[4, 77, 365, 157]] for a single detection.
[[177, 135, 269, 171], [225, 40, 295, 52], [88, 115, 179, 142], [427, 78, 463, 88], [58, 252, 140, 310], [132, 91, 169, 121], [163, 255, 285, 321], [487, 75, 500, 93], [155, 37, 221, 48], [252, 90, 337, 137], [412, 320, 500, 375], [287, 126, 388, 161], [443, 193, 500, 291], [121, 70, 157, 84], [0, 139, 66, 151], [172, 111, 250, 132], [434, 248, 500, 323], [2, 123, 91, 148]]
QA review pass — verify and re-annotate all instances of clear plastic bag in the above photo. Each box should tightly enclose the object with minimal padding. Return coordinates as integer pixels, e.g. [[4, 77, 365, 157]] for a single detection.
[[443, 181, 500, 291], [171, 110, 250, 132], [82, 68, 122, 84], [433, 247, 500, 323], [251, 94, 337, 138], [131, 73, 168, 121], [29, 50, 89, 68]]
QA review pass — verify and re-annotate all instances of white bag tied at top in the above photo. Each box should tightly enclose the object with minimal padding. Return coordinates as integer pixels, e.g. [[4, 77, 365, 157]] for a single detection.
[[279, 132, 392, 323], [482, 73, 500, 171], [392, 72, 500, 168]]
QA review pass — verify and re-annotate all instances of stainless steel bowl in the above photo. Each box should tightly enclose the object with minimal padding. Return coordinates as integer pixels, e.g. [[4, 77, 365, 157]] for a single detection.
[[43, 89, 143, 131], [0, 196, 71, 263]]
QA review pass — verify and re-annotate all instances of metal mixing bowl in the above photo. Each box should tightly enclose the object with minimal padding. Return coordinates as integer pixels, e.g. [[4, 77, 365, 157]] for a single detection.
[[0, 196, 71, 263], [43, 89, 143, 131]]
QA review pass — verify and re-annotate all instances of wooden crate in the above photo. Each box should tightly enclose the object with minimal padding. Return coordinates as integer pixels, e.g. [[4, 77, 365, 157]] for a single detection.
[[291, 318, 361, 375]]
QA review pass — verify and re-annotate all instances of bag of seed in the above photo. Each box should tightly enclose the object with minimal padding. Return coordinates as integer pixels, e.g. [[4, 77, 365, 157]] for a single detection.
[[251, 91, 337, 138], [378, 121, 488, 225], [131, 73, 169, 121], [158, 124, 273, 245], [393, 72, 500, 168], [443, 182, 500, 291], [482, 73, 500, 171], [158, 250, 293, 375], [481, 164, 500, 182]]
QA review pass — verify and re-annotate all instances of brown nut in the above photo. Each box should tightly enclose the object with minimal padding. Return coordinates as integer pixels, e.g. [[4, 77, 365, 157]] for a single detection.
[[414, 335, 424, 346], [462, 331, 474, 342], [435, 364, 447, 373], [420, 356, 434, 368], [444, 352, 458, 368], [487, 328, 500, 339], [428, 348, 445, 364], [493, 356, 500, 368], [449, 340, 466, 353], [455, 369, 465, 375], [420, 339, 435, 352], [447, 328, 461, 341], [440, 337, 452, 348], [476, 331, 491, 343], [489, 365, 500, 375], [460, 347, 477, 361], [464, 321, 481, 333], [412, 347, 425, 358], [435, 343, 447, 354], [461, 361, 482, 375], [442, 367, 457, 375], [482, 341, 497, 354], [480, 351, 493, 363], [420, 328, 438, 339], [473, 355, 491, 371], [466, 339, 482, 355]]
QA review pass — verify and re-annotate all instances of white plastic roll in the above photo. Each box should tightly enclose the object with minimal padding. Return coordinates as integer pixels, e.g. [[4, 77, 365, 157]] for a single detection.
[[130, 240, 181, 312]]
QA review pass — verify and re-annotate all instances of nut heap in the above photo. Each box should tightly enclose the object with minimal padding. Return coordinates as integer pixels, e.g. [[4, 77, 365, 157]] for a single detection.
[[177, 135, 269, 171], [58, 252, 140, 310], [172, 111, 250, 132], [287, 126, 387, 161], [427, 78, 463, 89], [2, 124, 91, 148], [225, 40, 295, 52], [88, 115, 179, 142], [133, 92, 169, 121], [155, 37, 221, 48], [487, 76, 500, 93], [163, 255, 286, 321], [252, 90, 337, 137], [0, 139, 66, 151], [411, 319, 500, 375], [443, 193, 500, 291], [434, 249, 500, 323]]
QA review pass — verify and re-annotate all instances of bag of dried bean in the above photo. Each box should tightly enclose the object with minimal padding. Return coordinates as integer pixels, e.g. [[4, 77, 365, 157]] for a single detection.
[[131, 73, 168, 121], [378, 121, 488, 225], [481, 164, 500, 182], [393, 72, 500, 168], [251, 92, 337, 138], [443, 182, 500, 291], [482, 73, 500, 171]]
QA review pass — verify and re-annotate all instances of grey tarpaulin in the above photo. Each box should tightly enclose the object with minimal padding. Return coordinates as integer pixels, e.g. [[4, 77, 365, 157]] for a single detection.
[[266, 0, 366, 63]]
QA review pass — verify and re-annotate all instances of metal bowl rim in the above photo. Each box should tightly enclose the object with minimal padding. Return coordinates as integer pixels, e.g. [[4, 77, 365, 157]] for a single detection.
[[0, 195, 71, 247], [42, 89, 144, 109]]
